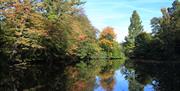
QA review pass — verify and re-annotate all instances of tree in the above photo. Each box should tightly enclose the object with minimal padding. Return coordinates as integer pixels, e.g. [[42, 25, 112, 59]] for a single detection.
[[111, 42, 125, 59], [170, 0, 180, 54], [0, 0, 101, 63], [134, 32, 152, 58], [99, 27, 116, 41], [151, 17, 161, 34], [133, 0, 180, 60], [0, 0, 47, 62], [124, 10, 143, 57], [40, 0, 85, 61], [99, 27, 116, 58]]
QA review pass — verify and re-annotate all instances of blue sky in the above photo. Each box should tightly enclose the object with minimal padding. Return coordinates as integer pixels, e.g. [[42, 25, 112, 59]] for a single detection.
[[83, 0, 174, 42]]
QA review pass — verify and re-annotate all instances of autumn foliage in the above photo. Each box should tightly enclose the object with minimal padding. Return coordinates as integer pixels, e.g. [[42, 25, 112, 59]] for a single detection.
[[0, 0, 101, 63], [99, 27, 116, 57], [0, 0, 123, 63]]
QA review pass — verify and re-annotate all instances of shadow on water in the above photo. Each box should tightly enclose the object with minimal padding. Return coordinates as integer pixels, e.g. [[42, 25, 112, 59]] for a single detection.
[[0, 62, 67, 91], [0, 59, 124, 91], [123, 59, 180, 91], [1, 59, 180, 91]]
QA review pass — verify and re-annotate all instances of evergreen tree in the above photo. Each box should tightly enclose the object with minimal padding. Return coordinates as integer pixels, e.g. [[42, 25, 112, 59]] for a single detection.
[[171, 0, 180, 54], [124, 10, 143, 56]]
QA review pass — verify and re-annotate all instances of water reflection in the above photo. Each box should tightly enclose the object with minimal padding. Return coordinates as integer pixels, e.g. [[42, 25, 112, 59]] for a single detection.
[[1, 59, 180, 91], [0, 63, 67, 91], [66, 60, 124, 91], [124, 59, 180, 91], [122, 60, 154, 91], [98, 61, 116, 91], [0, 60, 124, 91]]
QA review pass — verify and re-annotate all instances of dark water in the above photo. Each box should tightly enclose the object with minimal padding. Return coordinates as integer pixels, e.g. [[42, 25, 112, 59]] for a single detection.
[[0, 59, 180, 91]]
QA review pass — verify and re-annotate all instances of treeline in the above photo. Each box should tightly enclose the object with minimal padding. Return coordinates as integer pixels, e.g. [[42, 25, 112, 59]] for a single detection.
[[0, 0, 124, 64], [124, 0, 180, 60]]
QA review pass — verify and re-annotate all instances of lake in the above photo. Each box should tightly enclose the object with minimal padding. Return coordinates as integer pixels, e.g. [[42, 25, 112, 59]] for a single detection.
[[0, 59, 180, 91]]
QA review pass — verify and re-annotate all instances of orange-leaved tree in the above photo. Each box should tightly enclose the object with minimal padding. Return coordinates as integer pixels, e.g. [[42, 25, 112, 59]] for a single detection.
[[0, 0, 47, 62], [99, 27, 116, 58]]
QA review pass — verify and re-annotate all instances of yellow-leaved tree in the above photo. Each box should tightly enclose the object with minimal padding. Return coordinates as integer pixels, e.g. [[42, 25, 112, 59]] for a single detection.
[[99, 27, 116, 58]]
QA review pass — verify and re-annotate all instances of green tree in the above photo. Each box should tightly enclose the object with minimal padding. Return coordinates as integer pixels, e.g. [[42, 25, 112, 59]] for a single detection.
[[134, 32, 152, 58], [134, 0, 180, 60], [151, 17, 161, 34], [111, 42, 125, 59], [124, 10, 143, 57], [170, 0, 180, 55]]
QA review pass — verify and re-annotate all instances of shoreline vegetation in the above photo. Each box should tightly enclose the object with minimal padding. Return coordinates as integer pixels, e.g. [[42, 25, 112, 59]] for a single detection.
[[124, 0, 180, 61], [0, 0, 180, 90], [0, 0, 179, 66], [0, 0, 125, 65]]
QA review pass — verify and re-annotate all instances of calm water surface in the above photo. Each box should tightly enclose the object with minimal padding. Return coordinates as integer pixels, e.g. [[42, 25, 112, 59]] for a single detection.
[[0, 59, 180, 91], [94, 68, 154, 91]]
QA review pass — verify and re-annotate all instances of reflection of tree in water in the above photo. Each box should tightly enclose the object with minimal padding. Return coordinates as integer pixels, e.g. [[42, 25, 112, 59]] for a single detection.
[[98, 61, 116, 91], [0, 61, 100, 91], [65, 60, 123, 91], [0, 60, 124, 91], [128, 77, 144, 91], [99, 69, 115, 91], [0, 62, 67, 91], [66, 66, 96, 91], [96, 60, 124, 91], [121, 63, 145, 91], [123, 59, 180, 91]]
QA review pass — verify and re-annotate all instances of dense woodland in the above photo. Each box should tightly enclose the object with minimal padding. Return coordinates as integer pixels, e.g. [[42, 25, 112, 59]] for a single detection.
[[1, 0, 180, 91], [124, 0, 180, 60], [1, 0, 180, 64], [0, 0, 124, 65], [0, 1, 125, 90]]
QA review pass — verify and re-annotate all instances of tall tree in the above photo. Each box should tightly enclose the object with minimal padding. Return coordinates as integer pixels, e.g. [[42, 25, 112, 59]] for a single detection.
[[170, 0, 180, 55], [124, 10, 143, 56], [133, 0, 180, 59]]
